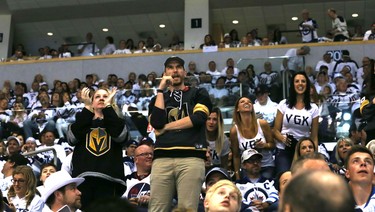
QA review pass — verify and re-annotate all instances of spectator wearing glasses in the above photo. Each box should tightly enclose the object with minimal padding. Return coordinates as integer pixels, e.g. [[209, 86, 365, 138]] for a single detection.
[[7, 165, 44, 211], [236, 149, 279, 212], [123, 143, 153, 210], [0, 153, 28, 198]]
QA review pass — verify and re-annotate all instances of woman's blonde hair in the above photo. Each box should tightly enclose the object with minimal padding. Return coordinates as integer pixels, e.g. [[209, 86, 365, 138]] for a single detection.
[[232, 97, 257, 138], [8, 165, 38, 209], [292, 137, 316, 166], [335, 137, 353, 165], [204, 179, 242, 212], [206, 107, 225, 155], [366, 139, 375, 158]]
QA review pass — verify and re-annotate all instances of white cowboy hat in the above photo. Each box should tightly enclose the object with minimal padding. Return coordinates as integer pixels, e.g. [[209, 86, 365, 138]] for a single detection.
[[42, 170, 85, 202]]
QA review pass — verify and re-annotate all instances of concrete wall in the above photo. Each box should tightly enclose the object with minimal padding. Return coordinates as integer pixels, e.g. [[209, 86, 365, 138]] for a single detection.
[[0, 41, 374, 88]]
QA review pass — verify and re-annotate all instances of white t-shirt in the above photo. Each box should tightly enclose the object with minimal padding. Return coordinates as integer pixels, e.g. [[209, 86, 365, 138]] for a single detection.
[[282, 48, 304, 71], [253, 97, 278, 127], [10, 194, 44, 212], [276, 99, 319, 149], [102, 44, 116, 55]]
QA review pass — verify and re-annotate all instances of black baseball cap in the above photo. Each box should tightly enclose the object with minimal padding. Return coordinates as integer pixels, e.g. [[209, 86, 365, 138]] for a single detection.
[[205, 167, 230, 184], [164, 56, 185, 67], [255, 84, 270, 95]]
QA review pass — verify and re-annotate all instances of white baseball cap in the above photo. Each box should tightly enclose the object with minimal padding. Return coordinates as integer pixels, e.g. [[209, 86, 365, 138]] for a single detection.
[[241, 149, 263, 163]]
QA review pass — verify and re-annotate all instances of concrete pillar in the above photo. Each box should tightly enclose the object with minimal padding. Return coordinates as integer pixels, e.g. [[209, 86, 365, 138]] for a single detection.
[[0, 14, 12, 59], [184, 0, 209, 50]]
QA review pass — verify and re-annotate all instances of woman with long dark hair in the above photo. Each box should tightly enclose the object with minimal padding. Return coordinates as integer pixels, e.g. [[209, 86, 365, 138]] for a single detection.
[[273, 71, 319, 173]]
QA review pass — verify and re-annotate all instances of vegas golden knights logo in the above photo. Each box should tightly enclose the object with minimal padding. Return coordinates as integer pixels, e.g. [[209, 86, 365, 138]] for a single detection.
[[166, 103, 188, 123], [86, 128, 111, 156]]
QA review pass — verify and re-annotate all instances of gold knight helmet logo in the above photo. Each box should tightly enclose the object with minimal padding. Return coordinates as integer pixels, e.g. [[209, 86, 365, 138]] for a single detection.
[[86, 128, 111, 156]]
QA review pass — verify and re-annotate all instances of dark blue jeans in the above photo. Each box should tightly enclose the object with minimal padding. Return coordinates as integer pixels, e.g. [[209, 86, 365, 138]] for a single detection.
[[275, 149, 292, 174]]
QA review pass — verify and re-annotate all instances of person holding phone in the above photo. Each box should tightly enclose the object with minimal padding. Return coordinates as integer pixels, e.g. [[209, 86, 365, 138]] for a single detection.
[[273, 71, 319, 174], [230, 96, 275, 180]]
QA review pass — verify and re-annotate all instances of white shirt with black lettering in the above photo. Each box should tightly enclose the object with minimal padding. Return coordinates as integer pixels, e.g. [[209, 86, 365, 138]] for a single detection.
[[277, 99, 319, 149]]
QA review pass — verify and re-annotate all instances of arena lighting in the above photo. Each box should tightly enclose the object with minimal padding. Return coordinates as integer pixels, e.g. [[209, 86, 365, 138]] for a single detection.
[[47, 32, 53, 36], [102, 28, 109, 32], [291, 17, 298, 21], [232, 20, 239, 24], [159, 24, 166, 28], [352, 13, 359, 18], [343, 112, 351, 121]]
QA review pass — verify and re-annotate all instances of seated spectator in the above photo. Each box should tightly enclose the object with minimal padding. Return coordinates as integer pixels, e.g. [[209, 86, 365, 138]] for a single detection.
[[0, 153, 29, 198], [102, 36, 116, 55], [204, 180, 242, 212], [327, 77, 359, 111], [291, 137, 316, 167], [7, 165, 44, 211], [113, 39, 132, 55], [38, 46, 52, 60], [123, 140, 138, 176], [9, 82, 29, 110], [36, 163, 57, 194], [258, 61, 281, 101], [239, 36, 249, 47], [330, 137, 353, 175], [236, 149, 278, 211], [291, 152, 330, 176], [229, 29, 240, 47], [136, 83, 155, 112], [224, 66, 237, 86], [122, 143, 153, 210], [134, 40, 148, 54], [5, 136, 22, 157], [223, 33, 236, 48], [209, 77, 229, 107], [36, 130, 66, 166], [315, 53, 336, 79], [314, 68, 329, 94], [253, 84, 278, 127], [244, 64, 259, 93], [42, 170, 85, 212], [345, 146, 375, 211], [333, 50, 359, 80], [198, 72, 213, 93], [132, 74, 147, 96], [221, 58, 240, 77], [344, 72, 361, 94], [363, 22, 375, 41], [118, 81, 136, 109], [280, 170, 355, 212], [246, 31, 261, 46], [199, 34, 216, 49], [206, 61, 221, 84], [56, 91, 77, 139], [23, 90, 56, 139], [198, 167, 231, 212], [187, 61, 200, 79]]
